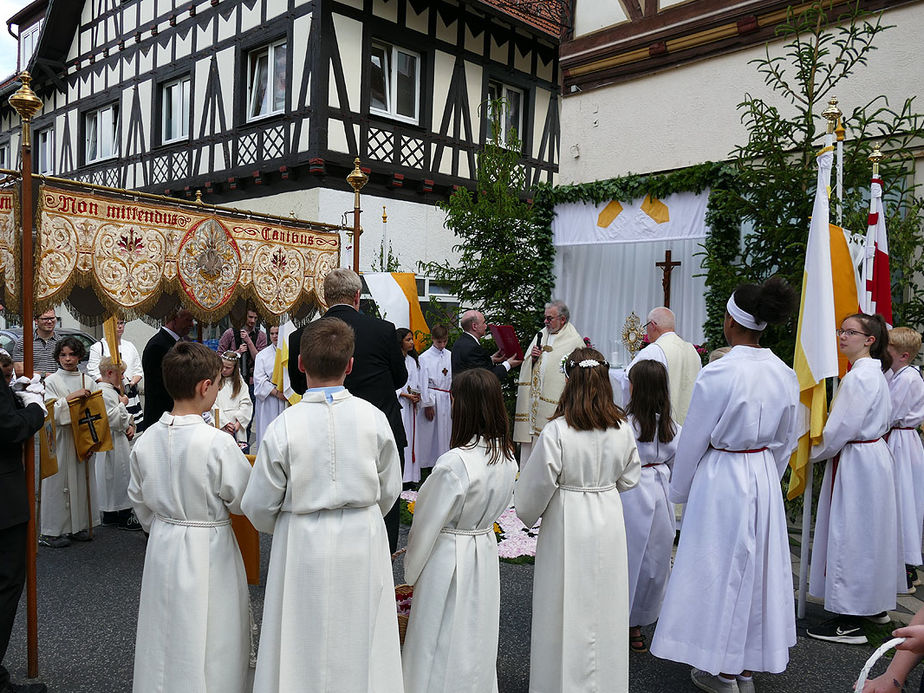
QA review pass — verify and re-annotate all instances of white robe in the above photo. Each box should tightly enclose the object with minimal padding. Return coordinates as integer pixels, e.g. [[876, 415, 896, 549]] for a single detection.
[[650, 346, 799, 675], [87, 338, 143, 425], [241, 389, 403, 693], [42, 369, 101, 536], [513, 322, 585, 443], [215, 377, 253, 445], [94, 382, 133, 512], [809, 357, 900, 614], [402, 442, 516, 693], [417, 345, 452, 468], [627, 331, 701, 424], [515, 417, 640, 693], [399, 354, 429, 483], [128, 413, 253, 693], [623, 415, 679, 627], [252, 344, 286, 452], [887, 365, 924, 567]]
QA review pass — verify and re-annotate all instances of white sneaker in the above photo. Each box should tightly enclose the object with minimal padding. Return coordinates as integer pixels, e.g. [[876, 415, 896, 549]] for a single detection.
[[736, 676, 756, 693], [691, 668, 739, 692]]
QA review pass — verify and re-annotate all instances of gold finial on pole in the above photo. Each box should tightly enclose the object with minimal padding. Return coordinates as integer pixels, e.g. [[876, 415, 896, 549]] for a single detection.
[[9, 71, 43, 147], [822, 97, 842, 134], [869, 144, 884, 177], [195, 189, 203, 204], [382, 205, 387, 224], [835, 117, 846, 142], [346, 158, 368, 272]]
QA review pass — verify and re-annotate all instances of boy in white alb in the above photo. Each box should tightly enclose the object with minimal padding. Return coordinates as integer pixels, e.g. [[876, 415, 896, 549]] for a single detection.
[[94, 357, 139, 530], [242, 317, 403, 693], [417, 325, 452, 474], [887, 326, 924, 590], [129, 342, 252, 693]]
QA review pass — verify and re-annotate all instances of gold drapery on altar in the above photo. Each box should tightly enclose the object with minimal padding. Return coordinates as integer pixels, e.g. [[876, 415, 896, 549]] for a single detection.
[[32, 182, 341, 323]]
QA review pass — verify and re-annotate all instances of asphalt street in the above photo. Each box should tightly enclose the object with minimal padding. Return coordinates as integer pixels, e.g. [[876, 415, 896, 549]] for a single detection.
[[4, 523, 921, 692]]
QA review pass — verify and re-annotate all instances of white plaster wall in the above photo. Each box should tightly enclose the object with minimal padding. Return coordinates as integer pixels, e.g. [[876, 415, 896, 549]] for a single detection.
[[560, 4, 924, 182]]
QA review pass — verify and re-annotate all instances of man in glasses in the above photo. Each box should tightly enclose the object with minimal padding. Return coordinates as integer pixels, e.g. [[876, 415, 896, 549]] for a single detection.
[[12, 310, 60, 379], [513, 300, 585, 465]]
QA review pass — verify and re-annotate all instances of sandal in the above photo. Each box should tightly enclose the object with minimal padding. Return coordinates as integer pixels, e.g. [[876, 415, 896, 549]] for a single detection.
[[629, 627, 647, 653]]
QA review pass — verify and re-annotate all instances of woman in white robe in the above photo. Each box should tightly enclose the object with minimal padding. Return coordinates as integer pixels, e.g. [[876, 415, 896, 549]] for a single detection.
[[42, 337, 101, 545], [623, 360, 679, 651], [397, 328, 428, 483], [215, 351, 253, 450], [515, 347, 640, 693], [807, 313, 900, 642], [129, 413, 253, 693], [403, 369, 517, 693], [252, 324, 286, 452], [650, 278, 799, 690]]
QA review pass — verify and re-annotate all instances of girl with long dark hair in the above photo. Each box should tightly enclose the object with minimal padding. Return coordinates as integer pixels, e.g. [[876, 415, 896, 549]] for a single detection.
[[402, 368, 517, 693], [515, 347, 641, 693]]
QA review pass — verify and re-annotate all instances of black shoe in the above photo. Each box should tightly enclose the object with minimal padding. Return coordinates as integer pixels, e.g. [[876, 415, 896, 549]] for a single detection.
[[9, 682, 48, 693], [38, 534, 70, 548], [806, 616, 867, 645], [69, 529, 91, 542], [100, 511, 120, 527], [119, 511, 143, 532], [907, 565, 918, 593], [864, 611, 891, 625]]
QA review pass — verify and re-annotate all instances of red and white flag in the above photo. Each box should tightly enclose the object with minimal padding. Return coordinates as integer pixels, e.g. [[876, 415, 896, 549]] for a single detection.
[[861, 176, 893, 326]]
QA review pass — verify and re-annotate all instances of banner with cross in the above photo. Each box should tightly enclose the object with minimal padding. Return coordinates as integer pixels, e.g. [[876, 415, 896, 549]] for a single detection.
[[67, 390, 113, 461]]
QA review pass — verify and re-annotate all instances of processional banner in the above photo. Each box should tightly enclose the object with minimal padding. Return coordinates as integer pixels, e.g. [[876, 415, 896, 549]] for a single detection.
[[0, 188, 19, 309], [34, 184, 341, 322]]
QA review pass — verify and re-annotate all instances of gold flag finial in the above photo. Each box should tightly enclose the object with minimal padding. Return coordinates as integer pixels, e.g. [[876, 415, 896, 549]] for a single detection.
[[822, 97, 841, 134], [382, 205, 387, 224], [869, 144, 884, 177], [9, 71, 43, 146]]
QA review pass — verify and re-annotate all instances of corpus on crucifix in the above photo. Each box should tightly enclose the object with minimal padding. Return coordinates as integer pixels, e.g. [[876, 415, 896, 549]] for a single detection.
[[655, 249, 681, 308]]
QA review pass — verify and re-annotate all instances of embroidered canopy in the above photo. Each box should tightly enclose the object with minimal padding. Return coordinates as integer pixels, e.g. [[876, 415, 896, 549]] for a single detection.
[[30, 182, 341, 324]]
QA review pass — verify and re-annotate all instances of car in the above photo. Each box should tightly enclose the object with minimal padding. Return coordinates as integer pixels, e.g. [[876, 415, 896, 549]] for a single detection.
[[0, 326, 98, 371]]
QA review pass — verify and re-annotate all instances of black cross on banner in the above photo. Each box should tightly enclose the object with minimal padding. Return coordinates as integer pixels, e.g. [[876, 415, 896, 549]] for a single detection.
[[78, 407, 103, 444]]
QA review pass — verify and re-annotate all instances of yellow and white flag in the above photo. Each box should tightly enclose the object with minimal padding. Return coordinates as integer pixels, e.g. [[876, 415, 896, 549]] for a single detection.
[[363, 272, 430, 351], [787, 135, 841, 500], [271, 319, 301, 405]]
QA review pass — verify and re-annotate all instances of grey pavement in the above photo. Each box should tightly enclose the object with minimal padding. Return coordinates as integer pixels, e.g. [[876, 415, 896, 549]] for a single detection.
[[4, 522, 923, 692]]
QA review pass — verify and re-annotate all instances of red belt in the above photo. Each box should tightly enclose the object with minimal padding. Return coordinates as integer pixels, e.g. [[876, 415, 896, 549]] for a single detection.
[[710, 446, 768, 454], [642, 462, 664, 468], [430, 387, 450, 393], [847, 438, 882, 444]]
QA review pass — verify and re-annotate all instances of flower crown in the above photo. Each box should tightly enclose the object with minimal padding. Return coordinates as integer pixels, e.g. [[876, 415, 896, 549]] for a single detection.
[[559, 354, 610, 375]]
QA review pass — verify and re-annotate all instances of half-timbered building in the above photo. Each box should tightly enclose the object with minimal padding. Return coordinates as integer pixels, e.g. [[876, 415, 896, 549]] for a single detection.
[[1, 0, 562, 291]]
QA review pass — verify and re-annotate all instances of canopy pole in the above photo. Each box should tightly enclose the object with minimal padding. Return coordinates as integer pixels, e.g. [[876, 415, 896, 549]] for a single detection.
[[9, 70, 44, 679], [346, 158, 368, 272]]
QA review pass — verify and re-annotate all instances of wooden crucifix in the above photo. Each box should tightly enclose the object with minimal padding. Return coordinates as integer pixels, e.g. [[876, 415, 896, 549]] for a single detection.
[[655, 249, 681, 308]]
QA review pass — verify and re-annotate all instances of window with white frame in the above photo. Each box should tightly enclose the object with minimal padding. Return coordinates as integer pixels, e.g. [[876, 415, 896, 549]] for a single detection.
[[36, 128, 52, 174], [161, 76, 191, 143], [19, 20, 41, 68], [247, 40, 286, 121], [0, 145, 9, 170], [486, 81, 524, 145], [369, 42, 420, 125], [85, 104, 118, 164]]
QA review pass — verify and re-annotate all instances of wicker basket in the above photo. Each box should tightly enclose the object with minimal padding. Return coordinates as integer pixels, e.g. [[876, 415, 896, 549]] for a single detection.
[[395, 584, 413, 645]]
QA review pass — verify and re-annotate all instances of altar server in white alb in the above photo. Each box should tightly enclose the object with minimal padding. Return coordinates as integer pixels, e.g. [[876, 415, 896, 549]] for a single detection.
[[806, 313, 900, 645], [626, 306, 701, 424], [886, 327, 924, 589], [651, 277, 800, 692], [87, 318, 143, 427], [94, 357, 140, 531], [623, 359, 679, 655], [242, 317, 403, 693], [128, 342, 253, 693], [417, 324, 452, 469], [402, 368, 517, 693], [252, 323, 287, 452], [397, 327, 429, 483], [515, 347, 640, 693], [215, 351, 253, 452], [513, 300, 585, 464], [41, 337, 101, 548]]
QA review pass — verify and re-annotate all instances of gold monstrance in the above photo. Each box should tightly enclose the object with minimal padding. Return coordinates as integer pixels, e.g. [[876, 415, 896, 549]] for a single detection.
[[622, 312, 645, 356]]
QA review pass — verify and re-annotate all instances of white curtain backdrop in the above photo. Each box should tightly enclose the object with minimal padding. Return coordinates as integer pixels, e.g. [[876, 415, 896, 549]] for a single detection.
[[551, 192, 710, 367]]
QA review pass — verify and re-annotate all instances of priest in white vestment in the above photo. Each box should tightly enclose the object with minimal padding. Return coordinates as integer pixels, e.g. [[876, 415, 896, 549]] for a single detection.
[[252, 324, 287, 452], [626, 306, 701, 424], [513, 301, 585, 463], [416, 326, 452, 469]]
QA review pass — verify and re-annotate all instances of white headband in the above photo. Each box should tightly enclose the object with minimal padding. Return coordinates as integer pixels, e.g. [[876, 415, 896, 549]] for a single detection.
[[727, 294, 767, 331]]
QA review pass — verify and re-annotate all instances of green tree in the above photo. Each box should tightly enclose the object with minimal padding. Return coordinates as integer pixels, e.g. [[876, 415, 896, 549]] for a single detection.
[[702, 2, 924, 356]]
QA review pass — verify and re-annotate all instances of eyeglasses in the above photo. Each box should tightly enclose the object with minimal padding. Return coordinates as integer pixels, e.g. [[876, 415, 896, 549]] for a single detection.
[[37, 317, 57, 322], [642, 320, 655, 330], [543, 315, 561, 323], [836, 329, 870, 338]]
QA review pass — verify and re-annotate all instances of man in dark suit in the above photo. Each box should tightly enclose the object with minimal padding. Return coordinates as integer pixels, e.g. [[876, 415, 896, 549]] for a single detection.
[[141, 308, 194, 431], [288, 268, 407, 551], [452, 309, 523, 378], [0, 367, 47, 693]]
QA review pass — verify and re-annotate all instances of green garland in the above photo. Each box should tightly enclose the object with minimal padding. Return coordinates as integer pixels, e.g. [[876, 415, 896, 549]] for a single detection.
[[532, 162, 742, 351]]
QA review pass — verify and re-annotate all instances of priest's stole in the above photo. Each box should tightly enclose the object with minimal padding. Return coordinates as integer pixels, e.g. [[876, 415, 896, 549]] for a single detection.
[[231, 454, 260, 585]]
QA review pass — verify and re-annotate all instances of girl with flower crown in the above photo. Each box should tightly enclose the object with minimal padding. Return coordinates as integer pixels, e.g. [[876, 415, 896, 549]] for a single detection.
[[215, 350, 253, 452], [650, 277, 800, 693], [515, 347, 640, 693]]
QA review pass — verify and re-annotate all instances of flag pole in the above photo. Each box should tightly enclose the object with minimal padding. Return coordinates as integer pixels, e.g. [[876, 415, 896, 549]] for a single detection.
[[797, 96, 843, 620], [835, 117, 845, 227]]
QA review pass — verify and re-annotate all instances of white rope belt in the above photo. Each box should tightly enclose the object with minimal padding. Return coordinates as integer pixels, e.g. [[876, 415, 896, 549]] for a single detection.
[[155, 514, 231, 528], [558, 482, 619, 493], [440, 526, 494, 536]]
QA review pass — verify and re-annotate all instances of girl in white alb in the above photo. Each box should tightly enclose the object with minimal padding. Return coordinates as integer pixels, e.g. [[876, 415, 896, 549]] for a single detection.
[[215, 351, 253, 451]]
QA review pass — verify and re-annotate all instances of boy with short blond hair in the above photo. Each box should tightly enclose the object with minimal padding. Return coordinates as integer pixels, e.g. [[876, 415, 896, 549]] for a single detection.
[[887, 326, 924, 590], [94, 357, 139, 530], [128, 341, 252, 693], [242, 317, 403, 693]]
